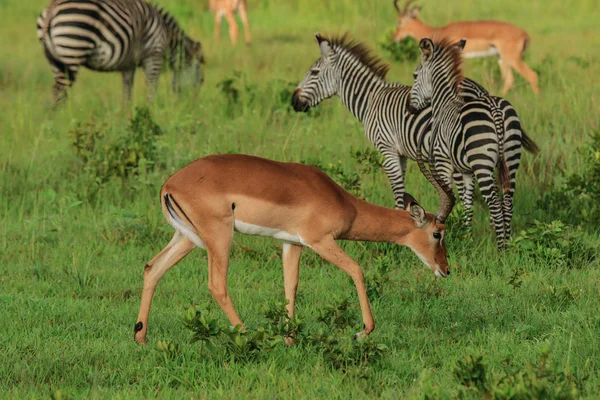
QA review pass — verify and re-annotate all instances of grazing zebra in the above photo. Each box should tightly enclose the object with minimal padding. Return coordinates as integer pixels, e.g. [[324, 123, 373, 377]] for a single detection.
[[291, 33, 537, 223], [37, 0, 205, 105], [408, 38, 538, 249]]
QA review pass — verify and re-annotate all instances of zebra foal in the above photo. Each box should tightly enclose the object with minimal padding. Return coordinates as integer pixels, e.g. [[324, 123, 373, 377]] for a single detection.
[[37, 0, 205, 105], [408, 38, 536, 249]]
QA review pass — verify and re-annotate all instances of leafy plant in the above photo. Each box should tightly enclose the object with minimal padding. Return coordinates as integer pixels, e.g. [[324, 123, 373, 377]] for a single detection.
[[537, 130, 600, 229], [216, 71, 257, 117], [261, 298, 304, 340], [364, 256, 391, 301], [453, 349, 579, 399], [183, 307, 221, 354], [378, 29, 419, 63], [351, 147, 384, 175], [508, 220, 597, 269], [316, 297, 359, 331]]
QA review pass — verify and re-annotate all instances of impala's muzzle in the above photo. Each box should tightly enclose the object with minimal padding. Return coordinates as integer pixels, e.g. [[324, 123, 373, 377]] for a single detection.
[[291, 88, 310, 112]]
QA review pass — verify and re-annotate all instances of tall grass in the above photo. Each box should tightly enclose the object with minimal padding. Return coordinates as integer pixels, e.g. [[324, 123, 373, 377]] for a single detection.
[[0, 0, 598, 398]]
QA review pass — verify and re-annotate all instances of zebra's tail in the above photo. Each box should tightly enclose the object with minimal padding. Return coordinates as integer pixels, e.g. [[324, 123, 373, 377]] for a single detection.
[[487, 97, 511, 193], [521, 130, 540, 155]]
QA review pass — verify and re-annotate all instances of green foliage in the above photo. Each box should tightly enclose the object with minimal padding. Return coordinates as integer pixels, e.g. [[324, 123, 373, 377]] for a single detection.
[[538, 130, 600, 229], [69, 106, 164, 197], [308, 329, 388, 373], [508, 220, 597, 269], [378, 29, 420, 63], [316, 297, 359, 331], [261, 298, 304, 339], [364, 256, 391, 301], [453, 349, 578, 399], [350, 147, 384, 175]]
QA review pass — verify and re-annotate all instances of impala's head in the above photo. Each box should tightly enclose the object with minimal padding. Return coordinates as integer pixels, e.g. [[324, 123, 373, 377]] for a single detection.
[[408, 38, 466, 113], [393, 0, 422, 42], [402, 193, 450, 277], [292, 33, 390, 112]]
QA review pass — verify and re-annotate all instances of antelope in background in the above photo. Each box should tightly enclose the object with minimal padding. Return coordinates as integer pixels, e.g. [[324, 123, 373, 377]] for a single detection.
[[134, 154, 451, 344], [209, 0, 251, 45], [393, 0, 539, 95]]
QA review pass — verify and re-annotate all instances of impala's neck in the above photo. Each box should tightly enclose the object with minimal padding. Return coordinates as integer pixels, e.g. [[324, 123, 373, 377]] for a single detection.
[[334, 52, 386, 122], [341, 198, 415, 244], [407, 19, 436, 40]]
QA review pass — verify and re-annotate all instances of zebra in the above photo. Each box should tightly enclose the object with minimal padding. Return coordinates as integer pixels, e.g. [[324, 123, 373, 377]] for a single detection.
[[408, 38, 537, 249], [291, 33, 537, 228], [36, 0, 205, 105]]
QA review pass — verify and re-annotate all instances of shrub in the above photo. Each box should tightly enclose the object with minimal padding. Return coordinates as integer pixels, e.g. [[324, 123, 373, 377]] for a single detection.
[[537, 130, 600, 229], [378, 29, 419, 63], [69, 106, 165, 197], [453, 349, 578, 399], [508, 220, 597, 269]]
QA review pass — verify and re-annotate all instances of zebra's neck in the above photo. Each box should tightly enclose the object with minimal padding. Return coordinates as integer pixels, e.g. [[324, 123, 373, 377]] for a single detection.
[[431, 73, 463, 118], [157, 8, 186, 55], [335, 52, 387, 122]]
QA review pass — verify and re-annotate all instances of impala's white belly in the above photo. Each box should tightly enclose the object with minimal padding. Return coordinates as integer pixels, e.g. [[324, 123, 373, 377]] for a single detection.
[[234, 220, 306, 245], [464, 46, 499, 59]]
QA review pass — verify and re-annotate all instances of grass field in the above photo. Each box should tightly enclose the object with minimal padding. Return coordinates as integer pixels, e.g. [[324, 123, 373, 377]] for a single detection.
[[1, 0, 599, 398]]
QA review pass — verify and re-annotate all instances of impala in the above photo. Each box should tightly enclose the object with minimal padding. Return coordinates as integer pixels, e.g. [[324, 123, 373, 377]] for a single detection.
[[209, 0, 251, 45], [393, 0, 539, 95], [134, 154, 452, 344]]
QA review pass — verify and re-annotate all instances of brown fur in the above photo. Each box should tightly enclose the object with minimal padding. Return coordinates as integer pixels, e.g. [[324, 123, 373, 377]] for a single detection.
[[133, 154, 450, 344], [394, 4, 540, 95]]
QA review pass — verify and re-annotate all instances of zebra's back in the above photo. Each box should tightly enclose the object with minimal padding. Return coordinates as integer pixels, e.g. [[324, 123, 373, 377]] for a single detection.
[[37, 0, 162, 72]]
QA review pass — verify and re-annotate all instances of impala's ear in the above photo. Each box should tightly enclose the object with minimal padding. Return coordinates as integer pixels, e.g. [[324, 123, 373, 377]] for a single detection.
[[419, 38, 434, 61], [455, 38, 467, 52], [404, 193, 427, 226], [315, 32, 333, 60], [409, 6, 420, 18]]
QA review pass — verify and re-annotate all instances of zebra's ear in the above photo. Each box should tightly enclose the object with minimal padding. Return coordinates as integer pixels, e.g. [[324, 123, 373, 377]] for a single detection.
[[455, 38, 467, 52], [419, 38, 434, 61], [316, 35, 334, 60]]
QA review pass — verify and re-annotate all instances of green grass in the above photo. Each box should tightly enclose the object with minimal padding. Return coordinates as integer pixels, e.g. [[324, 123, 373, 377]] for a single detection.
[[1, 0, 599, 398]]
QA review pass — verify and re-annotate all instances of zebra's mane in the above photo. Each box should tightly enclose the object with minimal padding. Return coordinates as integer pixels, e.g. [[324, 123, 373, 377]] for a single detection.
[[155, 6, 184, 37], [431, 38, 464, 92], [323, 33, 390, 79]]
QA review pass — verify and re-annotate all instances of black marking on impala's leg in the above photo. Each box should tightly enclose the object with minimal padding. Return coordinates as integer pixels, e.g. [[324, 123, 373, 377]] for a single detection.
[[232, 203, 236, 210], [134, 321, 143, 333]]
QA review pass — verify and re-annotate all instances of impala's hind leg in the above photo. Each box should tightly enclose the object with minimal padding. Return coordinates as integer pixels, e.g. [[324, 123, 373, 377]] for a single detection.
[[134, 231, 195, 344], [238, 0, 251, 45], [201, 218, 242, 328], [224, 10, 239, 45]]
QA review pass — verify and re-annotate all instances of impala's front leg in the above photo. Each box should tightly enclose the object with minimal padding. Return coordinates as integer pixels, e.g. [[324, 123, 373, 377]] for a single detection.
[[282, 242, 303, 345], [310, 236, 374, 339], [135, 231, 195, 344]]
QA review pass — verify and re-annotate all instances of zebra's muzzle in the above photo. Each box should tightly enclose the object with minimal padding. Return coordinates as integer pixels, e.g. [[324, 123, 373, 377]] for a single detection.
[[291, 89, 310, 112]]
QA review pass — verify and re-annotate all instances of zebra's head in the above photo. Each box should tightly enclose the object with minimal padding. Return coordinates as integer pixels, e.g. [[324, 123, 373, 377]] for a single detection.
[[408, 38, 466, 113], [292, 33, 341, 112]]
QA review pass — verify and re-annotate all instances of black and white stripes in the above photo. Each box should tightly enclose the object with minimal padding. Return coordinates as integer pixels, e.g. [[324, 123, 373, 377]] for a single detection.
[[37, 0, 204, 104], [292, 33, 515, 211], [409, 38, 538, 249]]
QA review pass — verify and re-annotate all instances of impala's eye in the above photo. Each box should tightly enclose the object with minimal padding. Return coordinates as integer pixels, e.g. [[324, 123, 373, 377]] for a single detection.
[[310, 69, 320, 76], [433, 232, 442, 240]]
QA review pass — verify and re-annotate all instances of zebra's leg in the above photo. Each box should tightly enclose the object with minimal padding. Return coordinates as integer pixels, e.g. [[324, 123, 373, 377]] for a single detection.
[[381, 149, 406, 209], [143, 54, 163, 102], [453, 172, 474, 233], [45, 49, 78, 106], [121, 69, 136, 103], [171, 70, 181, 94], [502, 130, 522, 243], [475, 170, 506, 250]]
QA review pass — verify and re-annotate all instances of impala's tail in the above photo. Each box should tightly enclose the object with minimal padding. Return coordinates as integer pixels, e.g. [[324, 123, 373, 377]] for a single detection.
[[163, 193, 205, 248]]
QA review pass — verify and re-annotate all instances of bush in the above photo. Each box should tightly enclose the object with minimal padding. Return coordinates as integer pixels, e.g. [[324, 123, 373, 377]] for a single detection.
[[69, 106, 165, 198], [452, 348, 579, 399], [378, 29, 419, 63], [508, 220, 597, 269], [537, 130, 600, 229]]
